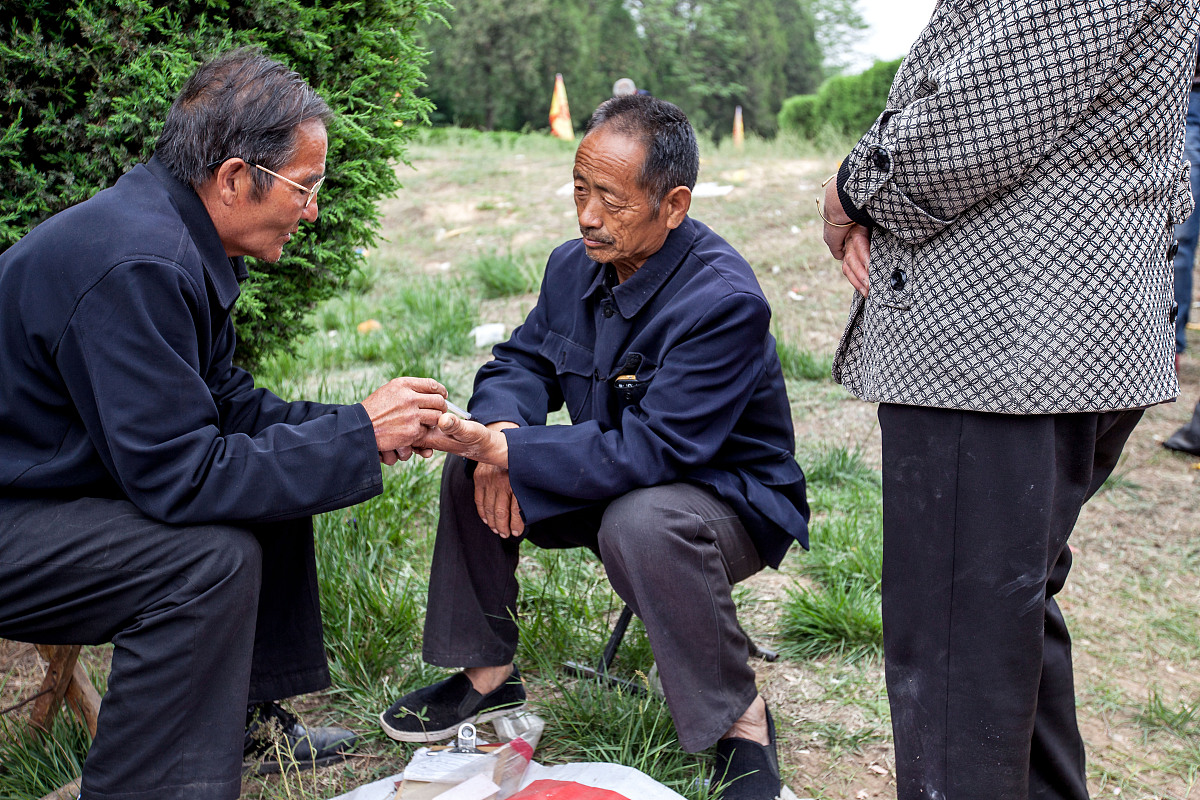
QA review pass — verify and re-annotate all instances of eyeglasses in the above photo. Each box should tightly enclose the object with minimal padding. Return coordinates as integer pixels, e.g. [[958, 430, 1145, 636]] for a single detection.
[[207, 158, 326, 209]]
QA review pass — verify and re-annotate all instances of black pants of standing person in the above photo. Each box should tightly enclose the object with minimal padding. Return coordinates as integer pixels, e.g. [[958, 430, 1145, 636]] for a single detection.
[[0, 496, 330, 800], [422, 455, 766, 753], [878, 404, 1144, 800]]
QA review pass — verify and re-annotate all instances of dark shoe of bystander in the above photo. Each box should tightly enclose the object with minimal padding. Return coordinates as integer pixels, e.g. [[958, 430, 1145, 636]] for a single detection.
[[379, 667, 526, 742], [715, 705, 780, 800], [243, 701, 358, 775], [1163, 401, 1200, 456]]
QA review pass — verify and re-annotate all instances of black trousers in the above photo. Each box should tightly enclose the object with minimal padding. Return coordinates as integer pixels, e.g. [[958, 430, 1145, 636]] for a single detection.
[[878, 404, 1143, 800], [0, 496, 330, 800], [422, 455, 765, 752]]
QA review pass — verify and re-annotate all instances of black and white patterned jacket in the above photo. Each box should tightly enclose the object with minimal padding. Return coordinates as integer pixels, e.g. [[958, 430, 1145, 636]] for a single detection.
[[833, 0, 1199, 414]]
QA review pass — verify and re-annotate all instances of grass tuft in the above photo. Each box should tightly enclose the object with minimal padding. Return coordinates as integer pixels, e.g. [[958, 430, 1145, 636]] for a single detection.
[[465, 251, 545, 299]]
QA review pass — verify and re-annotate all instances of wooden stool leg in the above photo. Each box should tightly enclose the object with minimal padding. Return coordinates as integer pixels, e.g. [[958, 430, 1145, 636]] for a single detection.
[[65, 659, 101, 738], [30, 645, 82, 734], [37, 777, 81, 800]]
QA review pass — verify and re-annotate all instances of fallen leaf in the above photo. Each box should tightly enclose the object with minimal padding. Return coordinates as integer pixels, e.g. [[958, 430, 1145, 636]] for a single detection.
[[868, 764, 888, 775], [357, 319, 382, 334]]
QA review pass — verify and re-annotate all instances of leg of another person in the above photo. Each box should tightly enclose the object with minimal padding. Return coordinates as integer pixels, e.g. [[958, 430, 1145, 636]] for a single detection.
[[422, 455, 604, 667], [597, 483, 765, 753], [1173, 89, 1200, 355], [878, 404, 1142, 800], [0, 496, 262, 800]]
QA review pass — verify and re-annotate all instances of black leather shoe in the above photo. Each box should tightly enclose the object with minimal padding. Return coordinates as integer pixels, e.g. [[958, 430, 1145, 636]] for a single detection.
[[243, 701, 358, 775], [1164, 401, 1200, 456], [715, 705, 780, 800]]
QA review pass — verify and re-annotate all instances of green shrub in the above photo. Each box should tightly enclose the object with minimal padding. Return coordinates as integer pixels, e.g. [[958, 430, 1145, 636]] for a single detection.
[[1, 0, 446, 368], [777, 57, 904, 142], [778, 94, 821, 139]]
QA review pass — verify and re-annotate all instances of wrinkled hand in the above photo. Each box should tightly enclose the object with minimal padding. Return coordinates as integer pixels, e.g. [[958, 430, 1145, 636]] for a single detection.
[[361, 377, 447, 455], [474, 463, 524, 538], [416, 416, 512, 469]]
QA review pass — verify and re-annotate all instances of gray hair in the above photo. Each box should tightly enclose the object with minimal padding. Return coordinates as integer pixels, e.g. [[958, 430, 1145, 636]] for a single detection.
[[156, 48, 332, 196], [583, 94, 699, 216]]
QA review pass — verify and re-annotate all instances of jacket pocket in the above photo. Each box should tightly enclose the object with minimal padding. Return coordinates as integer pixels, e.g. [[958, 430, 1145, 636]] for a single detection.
[[537, 331, 595, 422]]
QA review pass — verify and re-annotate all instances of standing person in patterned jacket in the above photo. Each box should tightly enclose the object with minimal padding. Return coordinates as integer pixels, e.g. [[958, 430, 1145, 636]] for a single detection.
[[818, 2, 1198, 799]]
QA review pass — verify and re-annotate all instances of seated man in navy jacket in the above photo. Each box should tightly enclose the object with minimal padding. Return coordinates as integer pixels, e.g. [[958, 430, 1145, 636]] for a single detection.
[[0, 50, 451, 797], [379, 95, 809, 800]]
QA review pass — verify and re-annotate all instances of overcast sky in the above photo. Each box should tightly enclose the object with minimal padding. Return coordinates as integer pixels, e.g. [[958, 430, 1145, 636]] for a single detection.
[[847, 0, 939, 71]]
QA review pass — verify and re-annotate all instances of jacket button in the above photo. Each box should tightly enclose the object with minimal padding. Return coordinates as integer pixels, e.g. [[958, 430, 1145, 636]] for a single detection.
[[890, 268, 907, 291], [1171, 300, 1179, 324], [1168, 240, 1180, 261], [872, 150, 891, 171]]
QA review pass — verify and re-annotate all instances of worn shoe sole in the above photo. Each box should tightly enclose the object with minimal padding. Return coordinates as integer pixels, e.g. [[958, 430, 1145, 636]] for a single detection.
[[378, 702, 527, 743]]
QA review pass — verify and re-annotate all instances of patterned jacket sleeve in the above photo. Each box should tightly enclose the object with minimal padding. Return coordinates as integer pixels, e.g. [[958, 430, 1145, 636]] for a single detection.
[[838, 0, 1152, 243]]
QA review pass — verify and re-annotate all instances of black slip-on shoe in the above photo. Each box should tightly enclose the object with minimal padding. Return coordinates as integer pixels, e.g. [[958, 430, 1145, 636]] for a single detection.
[[243, 701, 358, 775], [715, 705, 781, 800], [1164, 418, 1200, 455], [379, 666, 526, 743]]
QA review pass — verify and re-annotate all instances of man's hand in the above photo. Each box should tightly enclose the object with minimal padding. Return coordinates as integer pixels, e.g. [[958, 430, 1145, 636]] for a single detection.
[[417, 417, 512, 469], [361, 377, 447, 455], [473, 463, 524, 538]]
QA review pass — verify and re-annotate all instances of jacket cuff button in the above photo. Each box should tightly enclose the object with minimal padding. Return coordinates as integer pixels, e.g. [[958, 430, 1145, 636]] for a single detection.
[[1168, 240, 1180, 261], [872, 150, 891, 171], [890, 268, 907, 292]]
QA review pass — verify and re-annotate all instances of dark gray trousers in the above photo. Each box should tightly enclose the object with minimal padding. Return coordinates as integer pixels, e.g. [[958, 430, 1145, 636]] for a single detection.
[[878, 404, 1143, 800], [0, 495, 330, 800], [423, 455, 765, 752]]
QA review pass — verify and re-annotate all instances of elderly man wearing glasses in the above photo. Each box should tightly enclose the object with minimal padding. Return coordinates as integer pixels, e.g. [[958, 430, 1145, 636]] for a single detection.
[[0, 49, 451, 797]]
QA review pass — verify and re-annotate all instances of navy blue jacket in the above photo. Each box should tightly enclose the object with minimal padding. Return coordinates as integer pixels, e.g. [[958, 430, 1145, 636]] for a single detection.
[[0, 157, 382, 524], [470, 217, 809, 568]]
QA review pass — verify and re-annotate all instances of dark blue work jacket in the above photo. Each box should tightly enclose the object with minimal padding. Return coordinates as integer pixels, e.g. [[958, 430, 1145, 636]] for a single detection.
[[0, 157, 382, 524], [470, 217, 809, 567]]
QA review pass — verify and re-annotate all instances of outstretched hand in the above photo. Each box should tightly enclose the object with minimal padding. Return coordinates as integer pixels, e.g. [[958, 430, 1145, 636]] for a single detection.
[[416, 414, 511, 469]]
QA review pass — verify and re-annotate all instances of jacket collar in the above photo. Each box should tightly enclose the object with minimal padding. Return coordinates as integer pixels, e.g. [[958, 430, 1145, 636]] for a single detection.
[[146, 155, 247, 311], [580, 216, 697, 319]]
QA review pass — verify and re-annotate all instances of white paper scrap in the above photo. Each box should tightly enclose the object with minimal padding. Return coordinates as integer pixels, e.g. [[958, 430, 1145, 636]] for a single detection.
[[435, 774, 501, 800]]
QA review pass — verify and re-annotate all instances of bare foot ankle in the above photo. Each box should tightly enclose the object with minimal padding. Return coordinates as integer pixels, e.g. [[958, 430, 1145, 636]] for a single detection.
[[464, 663, 513, 696], [721, 694, 769, 746]]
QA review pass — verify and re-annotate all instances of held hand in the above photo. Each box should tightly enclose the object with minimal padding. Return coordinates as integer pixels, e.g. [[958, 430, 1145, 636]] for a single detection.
[[473, 463, 524, 538], [841, 225, 872, 298], [415, 415, 511, 469], [361, 377, 447, 454]]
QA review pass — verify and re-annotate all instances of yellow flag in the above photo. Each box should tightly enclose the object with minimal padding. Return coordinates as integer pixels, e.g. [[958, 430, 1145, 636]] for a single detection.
[[550, 73, 574, 141], [733, 105, 744, 150]]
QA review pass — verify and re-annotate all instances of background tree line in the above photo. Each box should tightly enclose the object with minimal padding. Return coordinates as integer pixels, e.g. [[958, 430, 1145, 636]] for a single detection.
[[420, 0, 866, 139]]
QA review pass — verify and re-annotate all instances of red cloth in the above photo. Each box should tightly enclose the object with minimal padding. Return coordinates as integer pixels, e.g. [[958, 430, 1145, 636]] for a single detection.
[[507, 779, 630, 800]]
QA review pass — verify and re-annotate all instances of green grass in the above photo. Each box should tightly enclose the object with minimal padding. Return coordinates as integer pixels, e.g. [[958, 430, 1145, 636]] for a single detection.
[[465, 251, 545, 299], [1136, 688, 1200, 738], [776, 338, 833, 382], [0, 713, 90, 800], [780, 444, 884, 661]]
